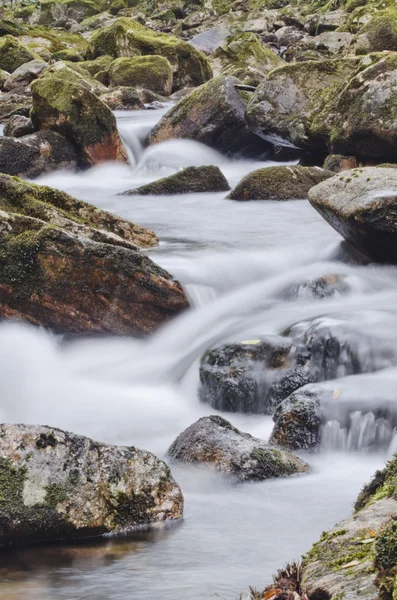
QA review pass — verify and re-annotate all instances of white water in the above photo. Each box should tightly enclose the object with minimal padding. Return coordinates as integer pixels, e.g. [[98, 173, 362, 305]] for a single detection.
[[1, 109, 397, 599]]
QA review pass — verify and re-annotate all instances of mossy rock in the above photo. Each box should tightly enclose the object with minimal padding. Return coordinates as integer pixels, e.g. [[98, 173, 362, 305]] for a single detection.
[[270, 389, 324, 450], [79, 55, 113, 77], [37, 0, 102, 25], [355, 455, 397, 511], [40, 61, 108, 95], [228, 165, 332, 200], [0, 423, 183, 547], [366, 13, 397, 52], [98, 85, 144, 109], [0, 35, 39, 73], [87, 17, 212, 90], [52, 47, 86, 62], [31, 74, 127, 166], [0, 19, 23, 37], [123, 166, 230, 195], [212, 31, 284, 86], [109, 55, 173, 95], [0, 69, 9, 91], [375, 519, 397, 570], [109, 0, 127, 14], [22, 26, 88, 55]]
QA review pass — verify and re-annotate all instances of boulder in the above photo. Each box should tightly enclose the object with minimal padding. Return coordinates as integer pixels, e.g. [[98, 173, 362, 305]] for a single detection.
[[0, 91, 32, 121], [274, 26, 305, 47], [0, 423, 183, 547], [189, 28, 229, 55], [109, 55, 173, 95], [52, 48, 85, 62], [323, 154, 358, 172], [37, 0, 101, 25], [168, 415, 309, 482], [227, 165, 332, 200], [99, 86, 144, 110], [308, 167, 397, 263], [0, 18, 22, 37], [79, 55, 113, 79], [281, 273, 351, 299], [31, 75, 127, 167], [40, 61, 108, 95], [366, 14, 397, 52], [3, 115, 35, 138], [3, 59, 47, 92], [150, 76, 268, 157], [0, 69, 10, 91], [0, 36, 39, 74], [87, 17, 212, 90], [123, 166, 230, 195], [269, 389, 324, 450], [211, 31, 284, 86], [0, 132, 78, 177]]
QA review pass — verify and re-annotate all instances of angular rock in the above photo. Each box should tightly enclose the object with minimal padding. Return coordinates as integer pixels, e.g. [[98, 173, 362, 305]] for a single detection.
[[87, 17, 212, 90], [40, 61, 108, 95], [3, 115, 35, 138], [3, 59, 47, 92], [308, 167, 397, 263], [109, 55, 173, 95], [0, 91, 32, 121], [270, 389, 324, 450], [227, 165, 332, 200], [189, 28, 229, 55], [99, 86, 144, 110], [37, 0, 101, 25], [168, 415, 309, 481], [323, 153, 358, 172], [123, 166, 230, 195], [0, 35, 38, 73], [0, 423, 183, 547], [150, 76, 268, 157], [31, 75, 127, 167], [0, 132, 78, 177]]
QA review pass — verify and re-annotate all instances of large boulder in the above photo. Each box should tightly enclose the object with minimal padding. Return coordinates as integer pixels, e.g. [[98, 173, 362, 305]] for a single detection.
[[87, 18, 212, 90], [211, 31, 284, 86], [3, 59, 47, 92], [109, 55, 173, 95], [308, 167, 397, 263], [39, 61, 108, 95], [168, 415, 309, 482], [228, 166, 332, 201], [0, 36, 38, 74], [31, 75, 127, 167], [123, 166, 230, 195], [0, 132, 78, 177], [0, 423, 183, 547], [270, 389, 324, 450], [150, 76, 268, 157]]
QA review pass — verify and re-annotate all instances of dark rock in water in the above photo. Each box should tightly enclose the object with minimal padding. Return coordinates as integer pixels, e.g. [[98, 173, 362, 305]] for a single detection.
[[3, 59, 47, 92], [0, 132, 78, 177], [266, 364, 318, 413], [123, 166, 230, 196], [189, 28, 229, 55], [3, 115, 34, 138], [270, 389, 324, 450], [199, 337, 292, 414], [168, 415, 309, 481], [308, 167, 397, 264], [227, 165, 332, 200], [281, 274, 350, 300], [150, 76, 269, 157], [0, 424, 183, 548]]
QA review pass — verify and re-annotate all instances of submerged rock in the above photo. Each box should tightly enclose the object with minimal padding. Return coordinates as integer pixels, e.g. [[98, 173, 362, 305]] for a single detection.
[[270, 389, 324, 450], [308, 167, 397, 264], [31, 74, 127, 167], [227, 166, 332, 201], [109, 55, 173, 96], [0, 423, 183, 548], [168, 415, 309, 482], [123, 166, 230, 195], [150, 76, 267, 157]]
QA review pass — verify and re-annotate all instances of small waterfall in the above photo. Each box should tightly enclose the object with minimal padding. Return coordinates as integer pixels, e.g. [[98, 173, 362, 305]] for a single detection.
[[321, 411, 395, 452], [119, 126, 144, 168]]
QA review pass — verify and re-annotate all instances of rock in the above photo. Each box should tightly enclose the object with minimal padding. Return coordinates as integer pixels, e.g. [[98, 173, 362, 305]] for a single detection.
[[150, 76, 268, 157], [0, 423, 183, 547], [270, 389, 324, 450], [0, 69, 10, 91], [0, 132, 78, 177], [295, 31, 356, 58], [189, 28, 229, 55], [227, 166, 332, 200], [307, 9, 347, 35], [0, 175, 189, 335], [211, 32, 284, 86], [40, 61, 108, 95], [281, 274, 351, 299], [109, 55, 173, 95], [275, 25, 305, 47], [98, 86, 144, 110], [0, 18, 22, 37], [199, 337, 292, 414], [0, 91, 32, 122], [308, 167, 397, 263], [79, 55, 113, 79], [3, 115, 35, 138], [366, 14, 397, 52], [3, 59, 47, 92], [0, 35, 39, 74], [168, 415, 309, 481], [38, 0, 101, 25], [323, 154, 358, 172], [87, 17, 212, 90], [31, 75, 127, 167], [52, 47, 85, 62], [123, 166, 230, 195]]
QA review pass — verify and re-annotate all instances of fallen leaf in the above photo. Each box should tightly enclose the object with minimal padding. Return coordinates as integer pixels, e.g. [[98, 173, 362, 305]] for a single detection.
[[240, 339, 261, 345], [342, 560, 360, 569], [359, 538, 375, 545], [333, 388, 341, 399], [264, 588, 281, 600]]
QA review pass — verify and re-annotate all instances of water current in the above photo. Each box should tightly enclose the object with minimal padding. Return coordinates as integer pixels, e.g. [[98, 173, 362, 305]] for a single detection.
[[0, 107, 396, 600]]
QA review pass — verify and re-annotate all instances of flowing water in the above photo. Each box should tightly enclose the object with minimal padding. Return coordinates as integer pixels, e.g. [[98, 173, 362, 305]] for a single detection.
[[1, 109, 397, 599]]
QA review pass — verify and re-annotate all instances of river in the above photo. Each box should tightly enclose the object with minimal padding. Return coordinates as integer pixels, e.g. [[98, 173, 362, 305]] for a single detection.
[[0, 108, 396, 599]]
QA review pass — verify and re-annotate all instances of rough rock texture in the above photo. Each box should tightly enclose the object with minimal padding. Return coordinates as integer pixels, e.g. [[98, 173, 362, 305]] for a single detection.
[[0, 69, 9, 91], [323, 154, 358, 173], [40, 61, 108, 96], [0, 91, 32, 122], [31, 75, 127, 167], [0, 132, 78, 177], [0, 35, 38, 74], [308, 167, 397, 264], [270, 389, 324, 450], [87, 17, 212, 90], [168, 416, 309, 482], [228, 166, 332, 201], [99, 86, 144, 110], [123, 166, 230, 195], [150, 76, 267, 157], [109, 55, 173, 95], [3, 115, 35, 138], [3, 59, 47, 92], [0, 424, 183, 547], [37, 0, 101, 25]]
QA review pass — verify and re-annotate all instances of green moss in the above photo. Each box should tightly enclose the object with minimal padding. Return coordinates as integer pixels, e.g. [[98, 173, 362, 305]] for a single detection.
[[109, 55, 173, 93], [52, 47, 85, 62], [0, 228, 45, 299], [0, 35, 38, 73], [375, 520, 397, 570], [366, 14, 397, 51], [304, 528, 376, 572], [355, 455, 397, 511]]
